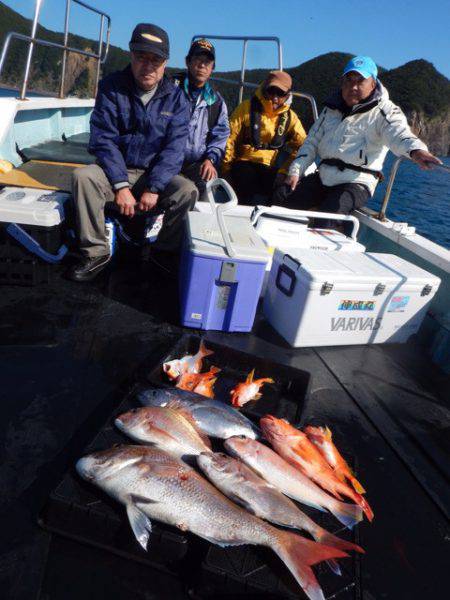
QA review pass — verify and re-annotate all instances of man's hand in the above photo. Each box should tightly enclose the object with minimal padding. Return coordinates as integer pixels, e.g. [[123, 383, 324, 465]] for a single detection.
[[200, 159, 217, 182], [285, 174, 299, 191], [273, 172, 286, 188], [410, 149, 442, 171], [138, 190, 159, 212], [115, 187, 136, 217]]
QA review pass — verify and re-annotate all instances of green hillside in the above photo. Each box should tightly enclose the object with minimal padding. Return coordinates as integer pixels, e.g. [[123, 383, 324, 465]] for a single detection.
[[1, 1, 449, 153]]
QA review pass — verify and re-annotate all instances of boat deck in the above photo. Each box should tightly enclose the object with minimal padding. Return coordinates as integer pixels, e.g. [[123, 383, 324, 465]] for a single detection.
[[0, 259, 449, 599]]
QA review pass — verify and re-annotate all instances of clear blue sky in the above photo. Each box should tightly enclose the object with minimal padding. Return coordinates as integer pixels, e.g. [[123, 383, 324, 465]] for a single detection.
[[5, 0, 450, 77]]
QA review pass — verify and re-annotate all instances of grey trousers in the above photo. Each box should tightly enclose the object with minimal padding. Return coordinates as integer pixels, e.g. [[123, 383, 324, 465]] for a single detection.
[[72, 164, 198, 257]]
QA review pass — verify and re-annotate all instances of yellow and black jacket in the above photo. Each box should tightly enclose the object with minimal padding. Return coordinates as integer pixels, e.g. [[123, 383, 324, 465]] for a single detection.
[[222, 86, 307, 175]]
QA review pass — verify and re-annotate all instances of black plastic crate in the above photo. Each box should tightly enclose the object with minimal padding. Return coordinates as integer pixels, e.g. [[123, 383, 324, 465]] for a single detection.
[[0, 220, 63, 285], [146, 334, 311, 424], [39, 393, 189, 571], [196, 501, 361, 600]]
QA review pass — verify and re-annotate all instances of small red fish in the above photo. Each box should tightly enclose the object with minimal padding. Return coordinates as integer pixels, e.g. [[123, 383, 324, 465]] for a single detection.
[[230, 369, 274, 408], [176, 366, 220, 398], [304, 425, 366, 494], [163, 341, 213, 381]]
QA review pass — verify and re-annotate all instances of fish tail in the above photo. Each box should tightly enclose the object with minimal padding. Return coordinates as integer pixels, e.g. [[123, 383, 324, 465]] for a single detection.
[[198, 340, 214, 359], [273, 530, 348, 600], [356, 494, 374, 522], [328, 499, 363, 530], [314, 528, 364, 555]]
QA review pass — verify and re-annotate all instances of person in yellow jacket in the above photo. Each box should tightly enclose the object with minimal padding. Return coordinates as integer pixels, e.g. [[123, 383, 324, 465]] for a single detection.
[[221, 70, 306, 205]]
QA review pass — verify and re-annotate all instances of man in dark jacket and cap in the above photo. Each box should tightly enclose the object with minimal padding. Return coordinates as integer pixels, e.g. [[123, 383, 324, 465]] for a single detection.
[[69, 23, 197, 281]]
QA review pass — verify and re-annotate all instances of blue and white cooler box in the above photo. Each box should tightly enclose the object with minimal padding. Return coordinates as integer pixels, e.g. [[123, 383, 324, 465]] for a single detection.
[[0, 186, 69, 283], [180, 179, 269, 332], [263, 249, 441, 346]]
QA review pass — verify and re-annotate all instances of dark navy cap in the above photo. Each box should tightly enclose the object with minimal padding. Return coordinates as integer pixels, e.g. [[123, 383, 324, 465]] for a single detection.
[[187, 39, 215, 61], [129, 23, 169, 59]]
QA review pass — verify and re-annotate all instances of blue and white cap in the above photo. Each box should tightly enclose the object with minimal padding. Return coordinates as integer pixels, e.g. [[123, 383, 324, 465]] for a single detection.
[[343, 55, 378, 80]]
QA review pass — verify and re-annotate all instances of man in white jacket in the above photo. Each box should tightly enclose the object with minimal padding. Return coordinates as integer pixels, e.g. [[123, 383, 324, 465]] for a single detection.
[[276, 55, 441, 220]]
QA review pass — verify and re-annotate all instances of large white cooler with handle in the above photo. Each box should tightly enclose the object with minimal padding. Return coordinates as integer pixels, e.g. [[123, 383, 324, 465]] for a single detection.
[[263, 249, 441, 346]]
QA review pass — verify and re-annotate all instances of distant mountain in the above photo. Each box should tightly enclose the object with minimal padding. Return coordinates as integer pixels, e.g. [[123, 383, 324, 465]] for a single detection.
[[1, 2, 449, 154]]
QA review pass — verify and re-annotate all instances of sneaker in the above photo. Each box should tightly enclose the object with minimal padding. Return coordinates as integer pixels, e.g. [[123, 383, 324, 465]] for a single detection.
[[66, 254, 111, 282]]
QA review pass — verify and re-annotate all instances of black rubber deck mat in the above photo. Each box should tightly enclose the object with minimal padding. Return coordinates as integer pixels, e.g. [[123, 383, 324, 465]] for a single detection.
[[39, 390, 189, 573], [146, 333, 311, 424]]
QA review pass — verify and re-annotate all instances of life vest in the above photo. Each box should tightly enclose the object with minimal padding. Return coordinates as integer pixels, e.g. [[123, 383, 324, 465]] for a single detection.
[[247, 95, 291, 150]]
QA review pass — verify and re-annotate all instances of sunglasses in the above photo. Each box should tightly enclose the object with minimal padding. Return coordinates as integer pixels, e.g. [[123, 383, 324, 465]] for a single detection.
[[265, 86, 290, 98]]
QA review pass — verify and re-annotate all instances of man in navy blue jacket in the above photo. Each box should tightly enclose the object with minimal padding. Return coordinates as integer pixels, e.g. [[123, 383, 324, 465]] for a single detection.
[[69, 23, 197, 282], [173, 39, 229, 196]]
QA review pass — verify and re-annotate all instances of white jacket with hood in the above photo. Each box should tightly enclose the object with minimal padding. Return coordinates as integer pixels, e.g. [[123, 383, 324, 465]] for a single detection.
[[288, 81, 427, 195]]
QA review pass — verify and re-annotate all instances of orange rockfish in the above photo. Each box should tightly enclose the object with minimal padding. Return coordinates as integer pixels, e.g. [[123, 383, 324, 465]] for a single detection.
[[230, 369, 274, 407], [163, 340, 213, 381], [260, 416, 374, 523], [176, 366, 220, 398], [304, 425, 366, 494]]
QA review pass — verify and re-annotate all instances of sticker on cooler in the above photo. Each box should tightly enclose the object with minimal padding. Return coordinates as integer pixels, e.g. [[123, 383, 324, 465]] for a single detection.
[[388, 295, 410, 312], [338, 299, 376, 311], [105, 217, 117, 256], [145, 213, 164, 243]]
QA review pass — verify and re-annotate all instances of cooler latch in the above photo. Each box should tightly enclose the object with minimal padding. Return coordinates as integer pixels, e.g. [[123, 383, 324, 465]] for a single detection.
[[321, 282, 333, 295], [374, 283, 386, 296], [421, 284, 432, 296]]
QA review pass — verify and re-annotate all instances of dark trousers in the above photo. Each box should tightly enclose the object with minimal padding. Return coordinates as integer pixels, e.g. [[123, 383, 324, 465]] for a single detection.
[[181, 161, 208, 196], [272, 171, 370, 229], [230, 161, 278, 206]]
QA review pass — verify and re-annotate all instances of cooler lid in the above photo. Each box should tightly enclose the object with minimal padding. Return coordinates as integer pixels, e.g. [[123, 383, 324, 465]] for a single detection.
[[186, 212, 269, 262], [274, 249, 441, 286], [0, 187, 68, 226]]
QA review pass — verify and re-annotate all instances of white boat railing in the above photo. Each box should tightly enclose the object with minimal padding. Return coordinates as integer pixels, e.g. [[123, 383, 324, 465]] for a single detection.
[[0, 0, 111, 100]]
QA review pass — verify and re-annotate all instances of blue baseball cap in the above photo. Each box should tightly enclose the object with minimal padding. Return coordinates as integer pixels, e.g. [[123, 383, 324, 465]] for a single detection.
[[343, 55, 378, 80]]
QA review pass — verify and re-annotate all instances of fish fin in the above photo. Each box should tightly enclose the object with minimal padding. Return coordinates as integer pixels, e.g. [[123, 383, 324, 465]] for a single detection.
[[324, 426, 333, 440], [256, 378, 275, 385], [349, 476, 366, 495], [274, 530, 348, 600], [315, 529, 364, 555], [165, 401, 212, 449], [254, 392, 262, 400], [126, 500, 153, 551], [330, 500, 363, 530], [246, 369, 255, 384]]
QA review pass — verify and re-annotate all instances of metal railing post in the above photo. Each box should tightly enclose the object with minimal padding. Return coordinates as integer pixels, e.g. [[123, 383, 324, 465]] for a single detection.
[[94, 15, 105, 97], [239, 40, 248, 104], [378, 156, 403, 221], [59, 0, 72, 98], [20, 0, 44, 99], [277, 40, 283, 70]]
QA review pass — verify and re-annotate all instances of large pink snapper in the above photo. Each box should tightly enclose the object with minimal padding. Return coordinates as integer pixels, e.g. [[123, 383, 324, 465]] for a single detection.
[[76, 445, 349, 600]]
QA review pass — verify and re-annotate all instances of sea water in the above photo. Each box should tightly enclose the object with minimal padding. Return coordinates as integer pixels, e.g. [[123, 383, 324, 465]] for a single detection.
[[370, 153, 450, 249]]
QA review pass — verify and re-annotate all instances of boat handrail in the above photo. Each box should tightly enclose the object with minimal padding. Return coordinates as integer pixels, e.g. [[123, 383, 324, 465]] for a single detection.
[[191, 34, 283, 105], [0, 0, 111, 100], [209, 76, 319, 123], [378, 157, 450, 221]]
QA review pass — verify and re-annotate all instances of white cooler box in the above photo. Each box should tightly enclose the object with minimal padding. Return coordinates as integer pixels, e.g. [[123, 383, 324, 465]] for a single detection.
[[263, 249, 441, 347], [0, 186, 69, 285]]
